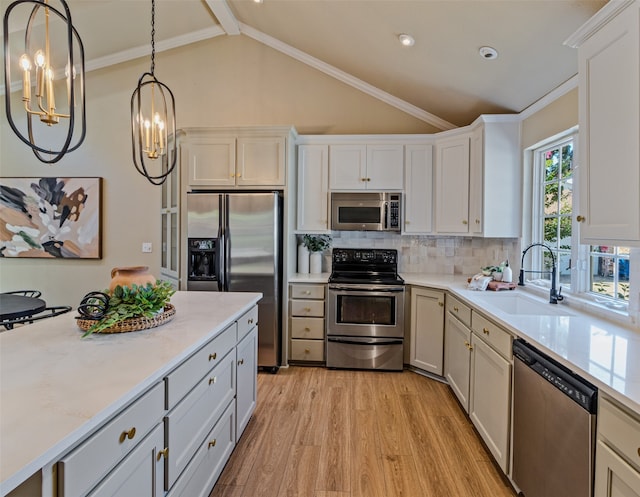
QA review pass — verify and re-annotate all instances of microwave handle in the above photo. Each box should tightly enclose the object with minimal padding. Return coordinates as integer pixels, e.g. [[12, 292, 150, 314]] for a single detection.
[[384, 201, 389, 229]]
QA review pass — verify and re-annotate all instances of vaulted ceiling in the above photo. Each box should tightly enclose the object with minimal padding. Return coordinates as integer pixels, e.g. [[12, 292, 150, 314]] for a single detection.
[[2, 0, 608, 129]]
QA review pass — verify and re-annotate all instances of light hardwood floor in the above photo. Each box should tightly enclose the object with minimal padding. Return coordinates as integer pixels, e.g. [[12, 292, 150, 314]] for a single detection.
[[210, 367, 517, 497]]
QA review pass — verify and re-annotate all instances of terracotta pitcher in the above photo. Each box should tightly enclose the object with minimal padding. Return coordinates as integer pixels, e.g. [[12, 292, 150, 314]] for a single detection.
[[109, 266, 156, 292]]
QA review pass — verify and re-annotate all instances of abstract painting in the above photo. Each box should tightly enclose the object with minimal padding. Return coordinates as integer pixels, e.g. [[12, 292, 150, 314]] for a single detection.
[[0, 177, 102, 258]]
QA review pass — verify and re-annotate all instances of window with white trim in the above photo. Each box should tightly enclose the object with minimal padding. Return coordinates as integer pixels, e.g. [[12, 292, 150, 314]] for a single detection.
[[531, 136, 632, 310]]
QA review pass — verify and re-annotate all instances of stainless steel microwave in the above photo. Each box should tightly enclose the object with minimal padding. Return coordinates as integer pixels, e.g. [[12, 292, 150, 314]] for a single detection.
[[331, 192, 402, 231]]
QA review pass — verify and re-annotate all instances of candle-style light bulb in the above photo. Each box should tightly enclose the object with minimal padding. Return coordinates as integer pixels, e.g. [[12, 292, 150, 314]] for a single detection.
[[144, 119, 151, 149], [35, 50, 45, 97], [158, 120, 165, 150], [19, 55, 32, 101]]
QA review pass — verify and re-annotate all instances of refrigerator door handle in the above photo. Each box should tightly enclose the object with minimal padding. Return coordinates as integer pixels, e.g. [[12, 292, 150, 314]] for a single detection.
[[216, 195, 225, 292], [223, 194, 231, 292]]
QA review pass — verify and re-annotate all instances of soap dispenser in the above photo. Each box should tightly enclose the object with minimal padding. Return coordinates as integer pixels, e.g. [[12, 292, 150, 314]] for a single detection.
[[502, 260, 513, 283]]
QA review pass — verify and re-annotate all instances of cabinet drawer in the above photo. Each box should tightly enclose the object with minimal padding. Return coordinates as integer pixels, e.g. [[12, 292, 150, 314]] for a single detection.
[[165, 323, 236, 410], [237, 305, 258, 342], [291, 300, 325, 318], [165, 351, 235, 488], [599, 398, 640, 468], [291, 339, 324, 361], [166, 401, 235, 497], [447, 295, 471, 327], [471, 312, 512, 359], [87, 423, 165, 497], [291, 284, 325, 300], [290, 317, 325, 339], [58, 382, 165, 497]]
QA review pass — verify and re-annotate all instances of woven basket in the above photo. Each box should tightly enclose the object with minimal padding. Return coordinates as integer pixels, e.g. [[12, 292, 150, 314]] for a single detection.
[[76, 303, 176, 334]]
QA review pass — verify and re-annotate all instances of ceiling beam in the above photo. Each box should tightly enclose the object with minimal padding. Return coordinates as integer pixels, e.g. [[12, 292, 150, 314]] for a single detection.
[[205, 0, 241, 36]]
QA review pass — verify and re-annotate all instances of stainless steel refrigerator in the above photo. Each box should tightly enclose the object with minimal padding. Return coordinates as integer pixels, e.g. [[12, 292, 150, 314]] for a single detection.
[[186, 191, 283, 372]]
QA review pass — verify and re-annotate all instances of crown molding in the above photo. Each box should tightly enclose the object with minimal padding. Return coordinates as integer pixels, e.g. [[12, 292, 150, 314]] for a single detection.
[[518, 74, 578, 120], [238, 22, 456, 131], [564, 0, 635, 48]]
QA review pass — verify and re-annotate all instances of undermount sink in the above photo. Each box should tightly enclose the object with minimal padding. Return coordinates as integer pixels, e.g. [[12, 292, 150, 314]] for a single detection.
[[476, 294, 575, 317]]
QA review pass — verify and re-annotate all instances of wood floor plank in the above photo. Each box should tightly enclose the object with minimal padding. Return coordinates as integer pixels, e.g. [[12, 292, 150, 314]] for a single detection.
[[276, 445, 321, 497], [209, 367, 516, 497]]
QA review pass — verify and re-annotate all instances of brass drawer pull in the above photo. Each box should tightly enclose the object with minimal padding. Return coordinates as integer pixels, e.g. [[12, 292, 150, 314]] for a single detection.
[[462, 220, 468, 225], [464, 341, 473, 351], [119, 427, 136, 443], [483, 328, 490, 335], [304, 307, 311, 312], [576, 215, 585, 222], [247, 318, 254, 325], [209, 352, 217, 361], [156, 447, 169, 461], [238, 358, 244, 365], [454, 306, 459, 312], [305, 348, 310, 353], [208, 439, 217, 448], [304, 290, 311, 295], [209, 377, 217, 385], [304, 327, 311, 331]]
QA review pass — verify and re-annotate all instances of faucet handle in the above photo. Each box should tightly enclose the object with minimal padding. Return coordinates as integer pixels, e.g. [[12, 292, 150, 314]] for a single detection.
[[557, 286, 564, 302]]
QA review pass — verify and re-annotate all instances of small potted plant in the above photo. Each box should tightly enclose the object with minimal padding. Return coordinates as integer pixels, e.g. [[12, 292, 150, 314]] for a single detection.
[[303, 234, 331, 274]]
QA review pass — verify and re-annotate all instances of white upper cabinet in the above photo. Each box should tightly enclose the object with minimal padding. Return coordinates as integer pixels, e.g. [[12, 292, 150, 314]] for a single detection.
[[469, 118, 521, 238], [404, 144, 433, 234], [180, 127, 293, 188], [297, 144, 330, 232], [434, 134, 471, 234], [329, 144, 404, 190], [568, 0, 640, 246]]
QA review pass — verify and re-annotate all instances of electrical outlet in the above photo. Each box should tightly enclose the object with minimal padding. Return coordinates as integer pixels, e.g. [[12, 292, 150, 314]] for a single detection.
[[142, 242, 152, 253]]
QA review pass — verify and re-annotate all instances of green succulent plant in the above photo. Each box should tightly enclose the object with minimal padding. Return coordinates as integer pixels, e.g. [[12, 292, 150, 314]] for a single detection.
[[302, 234, 331, 252]]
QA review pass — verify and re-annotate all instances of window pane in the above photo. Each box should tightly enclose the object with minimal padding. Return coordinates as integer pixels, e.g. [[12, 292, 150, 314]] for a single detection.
[[561, 144, 573, 178], [545, 149, 559, 181], [592, 245, 614, 255], [558, 252, 571, 286], [544, 218, 558, 244], [559, 216, 572, 249], [545, 182, 558, 215], [591, 254, 614, 296]]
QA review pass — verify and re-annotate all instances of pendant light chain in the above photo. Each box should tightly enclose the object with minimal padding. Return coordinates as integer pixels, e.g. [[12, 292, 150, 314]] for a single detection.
[[150, 0, 155, 75]]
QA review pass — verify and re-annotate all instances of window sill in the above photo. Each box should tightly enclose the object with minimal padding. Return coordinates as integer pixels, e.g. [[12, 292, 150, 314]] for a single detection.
[[519, 283, 638, 329]]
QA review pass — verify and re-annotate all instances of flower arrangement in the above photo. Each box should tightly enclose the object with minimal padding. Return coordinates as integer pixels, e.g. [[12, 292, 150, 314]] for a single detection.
[[302, 234, 331, 252]]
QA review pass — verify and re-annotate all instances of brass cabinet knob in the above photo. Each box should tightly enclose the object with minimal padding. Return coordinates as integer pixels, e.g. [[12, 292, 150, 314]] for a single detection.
[[156, 447, 169, 461], [438, 301, 444, 307], [119, 427, 136, 443], [236, 173, 241, 178], [209, 377, 217, 385], [248, 318, 254, 324], [475, 219, 480, 224], [208, 439, 217, 449], [454, 306, 459, 312], [405, 221, 411, 225], [304, 348, 310, 353], [361, 178, 367, 182], [209, 352, 217, 361], [576, 215, 585, 222], [462, 220, 468, 225], [304, 307, 311, 312], [238, 358, 244, 365], [367, 178, 371, 182], [464, 341, 473, 351], [304, 327, 311, 331], [304, 290, 311, 295], [483, 328, 490, 335]]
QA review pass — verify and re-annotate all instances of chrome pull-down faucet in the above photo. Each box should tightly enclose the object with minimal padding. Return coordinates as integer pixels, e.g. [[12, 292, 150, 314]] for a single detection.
[[518, 243, 564, 304]]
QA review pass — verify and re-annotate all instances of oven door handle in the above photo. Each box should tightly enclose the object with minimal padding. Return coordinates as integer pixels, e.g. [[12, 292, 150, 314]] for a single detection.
[[329, 285, 405, 292], [327, 337, 404, 346]]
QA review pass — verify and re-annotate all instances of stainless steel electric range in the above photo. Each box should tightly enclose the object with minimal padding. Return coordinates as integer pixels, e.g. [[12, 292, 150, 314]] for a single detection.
[[326, 248, 405, 370]]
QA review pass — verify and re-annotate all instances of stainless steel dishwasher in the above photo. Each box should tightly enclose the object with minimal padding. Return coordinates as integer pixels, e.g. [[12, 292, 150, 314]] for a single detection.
[[512, 339, 598, 497]]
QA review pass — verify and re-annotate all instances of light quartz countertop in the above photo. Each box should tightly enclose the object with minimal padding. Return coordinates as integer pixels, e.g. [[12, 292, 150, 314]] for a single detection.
[[288, 272, 331, 284], [288, 272, 640, 414], [402, 274, 640, 415], [0, 291, 262, 496]]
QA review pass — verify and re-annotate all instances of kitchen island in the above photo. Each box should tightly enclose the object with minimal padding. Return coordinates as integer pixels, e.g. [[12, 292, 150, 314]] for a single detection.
[[0, 290, 262, 497]]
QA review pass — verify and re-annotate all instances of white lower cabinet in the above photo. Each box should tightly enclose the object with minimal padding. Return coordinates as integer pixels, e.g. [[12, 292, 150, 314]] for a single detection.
[[444, 309, 472, 412], [469, 334, 511, 473], [165, 351, 236, 488], [87, 424, 165, 497], [236, 326, 258, 439], [408, 286, 444, 375], [58, 382, 165, 497], [166, 401, 236, 497], [594, 397, 640, 497]]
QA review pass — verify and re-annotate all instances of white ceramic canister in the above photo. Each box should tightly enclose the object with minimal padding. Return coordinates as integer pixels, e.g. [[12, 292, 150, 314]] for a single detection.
[[310, 252, 322, 274], [298, 244, 310, 274]]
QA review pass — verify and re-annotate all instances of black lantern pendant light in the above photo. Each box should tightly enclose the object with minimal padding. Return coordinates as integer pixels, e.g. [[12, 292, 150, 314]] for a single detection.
[[130, 0, 177, 186], [3, 0, 86, 163]]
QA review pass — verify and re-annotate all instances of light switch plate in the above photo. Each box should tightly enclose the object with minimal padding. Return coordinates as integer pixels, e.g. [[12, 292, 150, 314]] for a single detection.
[[142, 242, 152, 253]]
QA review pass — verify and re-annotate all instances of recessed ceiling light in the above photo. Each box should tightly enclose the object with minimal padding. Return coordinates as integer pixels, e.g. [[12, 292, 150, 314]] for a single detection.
[[398, 34, 415, 47], [253, 0, 263, 3], [479, 46, 498, 60]]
